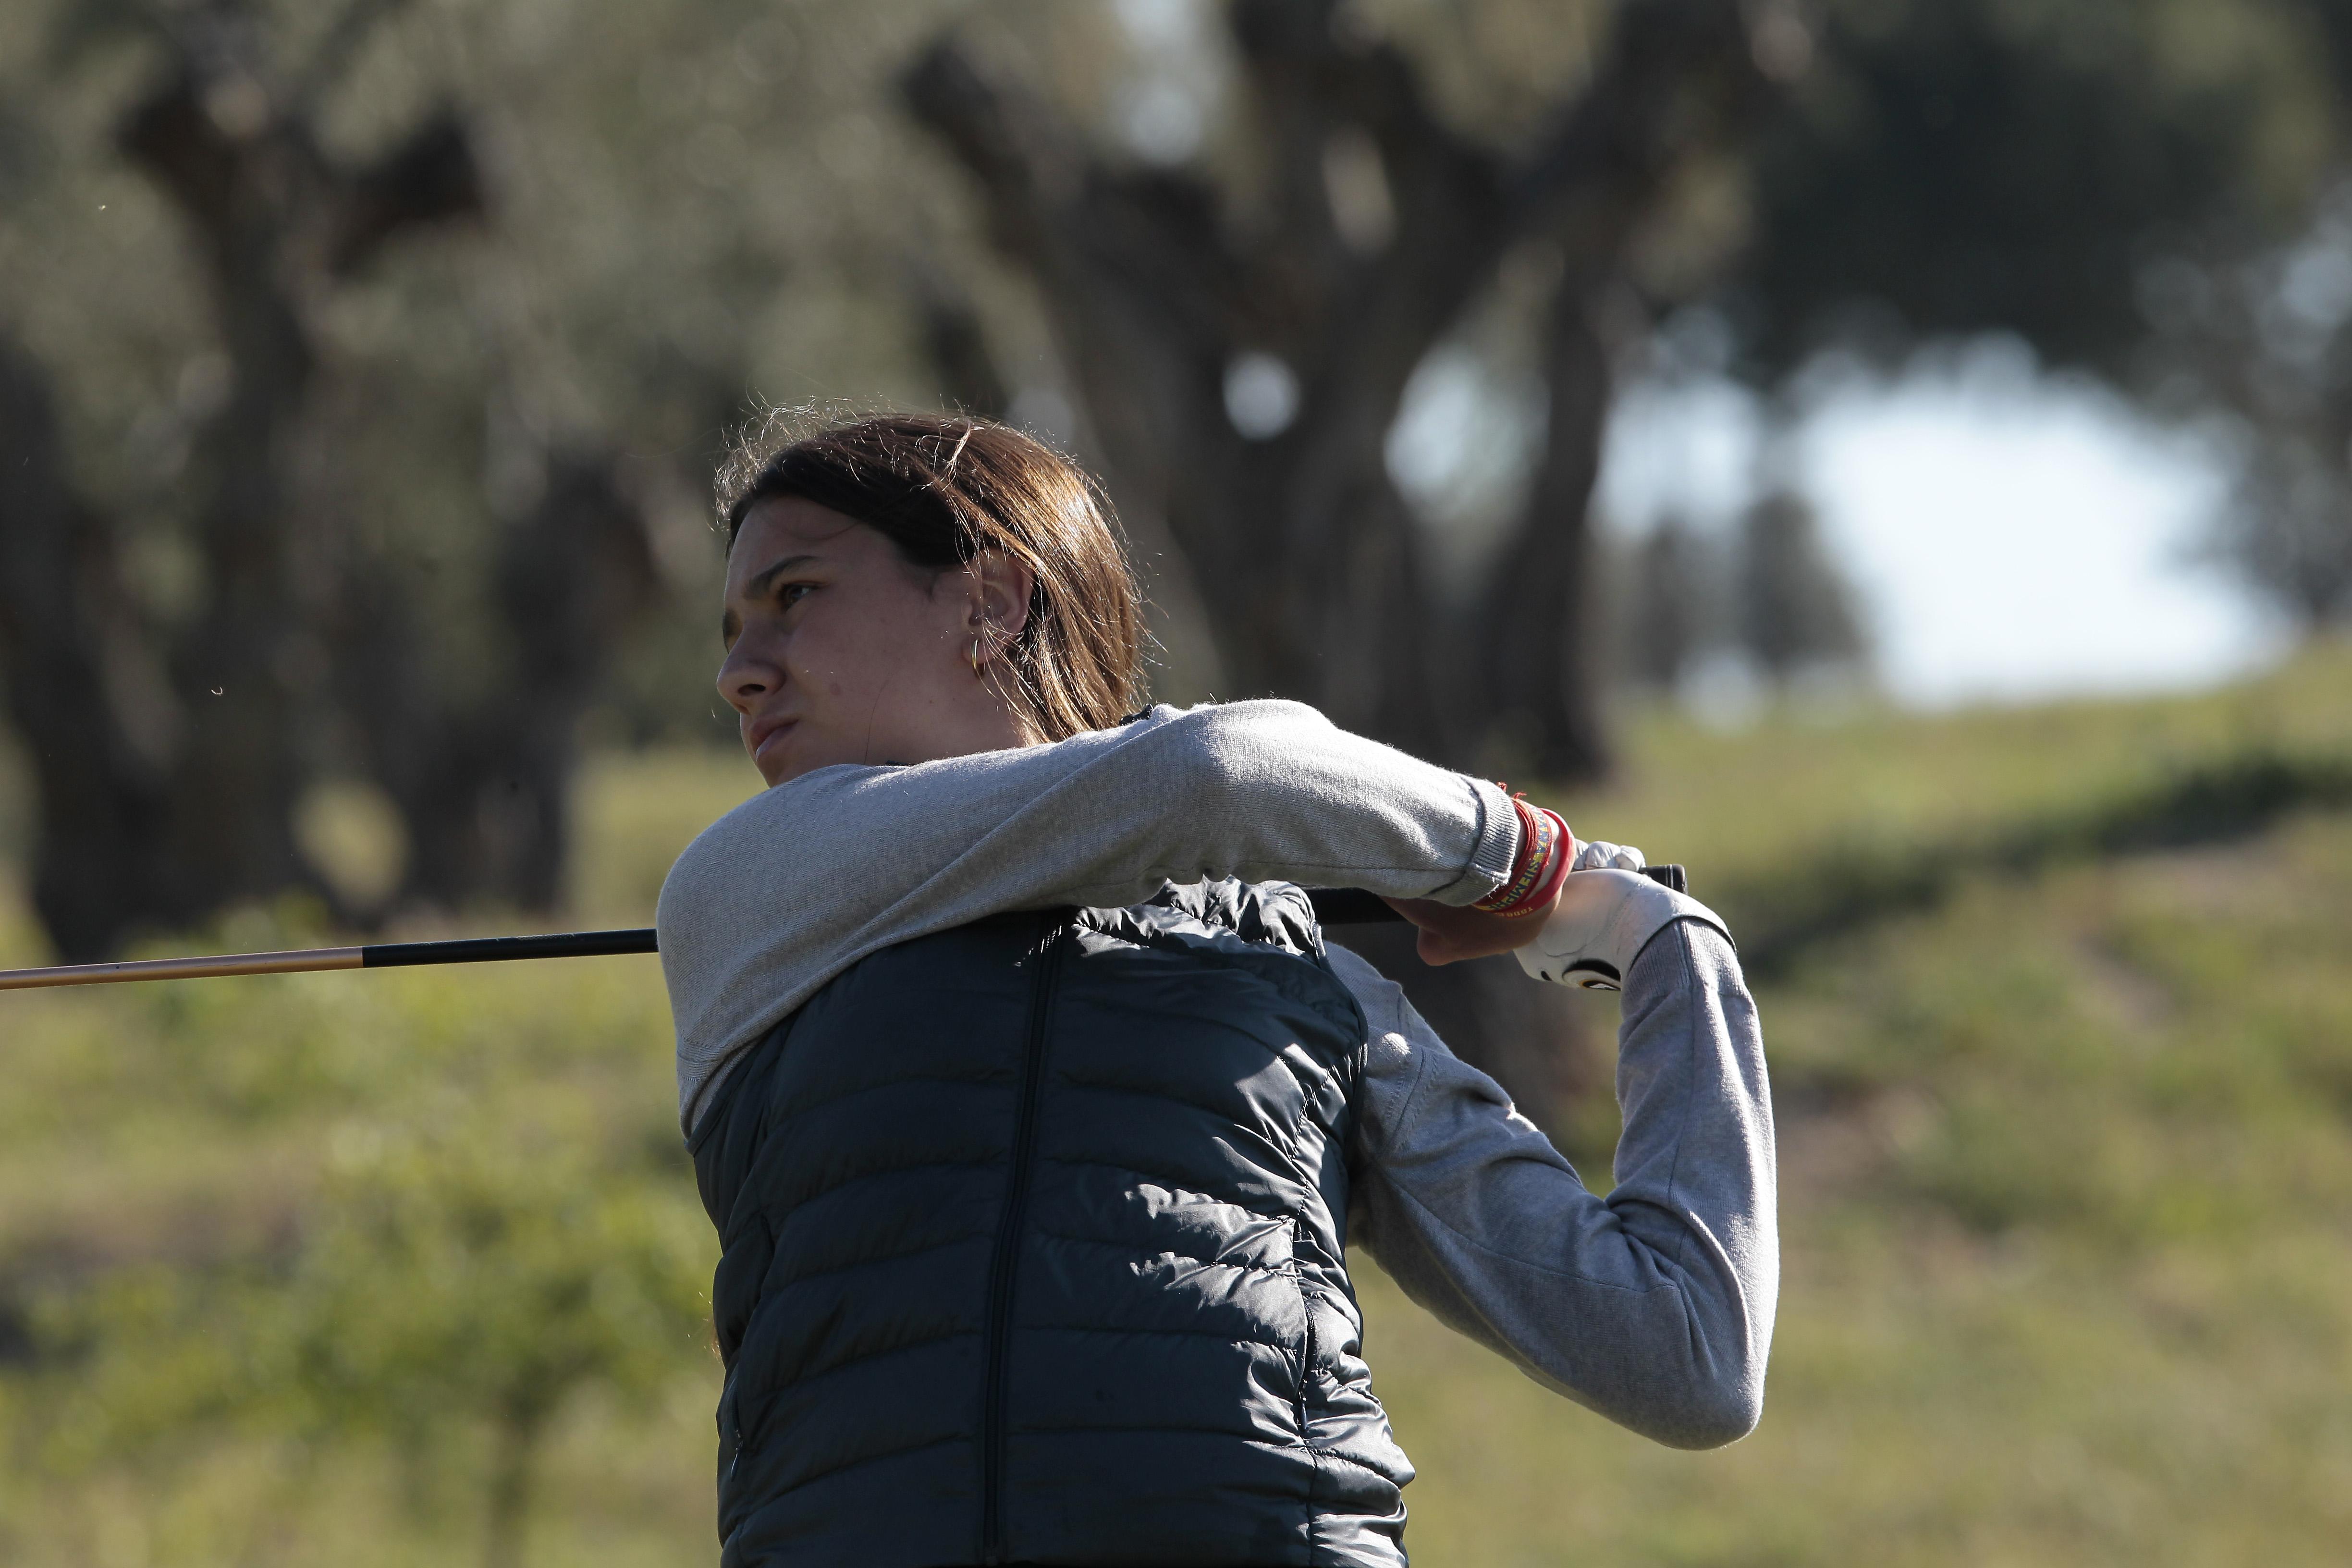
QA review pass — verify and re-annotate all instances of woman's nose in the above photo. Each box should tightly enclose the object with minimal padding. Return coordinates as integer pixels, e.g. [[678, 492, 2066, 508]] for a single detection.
[[717, 639, 776, 713]]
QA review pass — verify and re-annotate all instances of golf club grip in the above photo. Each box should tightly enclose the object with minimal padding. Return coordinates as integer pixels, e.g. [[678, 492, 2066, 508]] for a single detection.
[[1306, 863, 1686, 926]]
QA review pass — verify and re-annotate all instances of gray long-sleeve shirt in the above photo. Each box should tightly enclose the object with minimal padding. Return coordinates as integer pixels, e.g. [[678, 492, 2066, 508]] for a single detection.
[[1331, 928, 1776, 1447], [656, 699, 1776, 1447]]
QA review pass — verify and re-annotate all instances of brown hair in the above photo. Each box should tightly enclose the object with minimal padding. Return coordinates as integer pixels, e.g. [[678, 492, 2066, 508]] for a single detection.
[[717, 411, 1149, 741]]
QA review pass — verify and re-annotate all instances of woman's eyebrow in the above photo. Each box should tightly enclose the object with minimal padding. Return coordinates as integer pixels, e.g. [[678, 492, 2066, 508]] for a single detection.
[[743, 552, 820, 599]]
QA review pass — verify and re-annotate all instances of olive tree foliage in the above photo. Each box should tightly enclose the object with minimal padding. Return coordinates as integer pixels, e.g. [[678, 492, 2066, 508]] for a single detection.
[[1728, 0, 2352, 630], [1620, 514, 1713, 692], [0, 0, 511, 958], [904, 0, 1796, 778], [0, 0, 1001, 957], [1737, 484, 1864, 682], [2149, 168, 2352, 627]]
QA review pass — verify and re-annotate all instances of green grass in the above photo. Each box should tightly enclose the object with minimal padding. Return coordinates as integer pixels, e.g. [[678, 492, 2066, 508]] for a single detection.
[[1367, 803, 2352, 1566], [1544, 639, 2352, 893], [3, 645, 2350, 1564]]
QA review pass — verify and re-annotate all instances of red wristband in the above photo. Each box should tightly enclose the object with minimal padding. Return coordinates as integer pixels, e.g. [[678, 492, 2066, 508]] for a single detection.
[[1515, 808, 1575, 913], [1474, 797, 1576, 917]]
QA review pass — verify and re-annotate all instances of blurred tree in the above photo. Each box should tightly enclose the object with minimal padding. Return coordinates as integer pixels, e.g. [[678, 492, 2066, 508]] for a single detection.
[[906, 0, 1786, 774], [106, 11, 479, 924], [3, 0, 1066, 950], [1737, 482, 1865, 683], [1736, 0, 2330, 373], [2215, 433, 2352, 626], [1729, 0, 2352, 633], [1622, 513, 1715, 691], [0, 0, 670, 954], [0, 342, 175, 958], [2144, 171, 2352, 629], [270, 1121, 707, 1568], [328, 443, 659, 911], [910, 257, 1016, 421]]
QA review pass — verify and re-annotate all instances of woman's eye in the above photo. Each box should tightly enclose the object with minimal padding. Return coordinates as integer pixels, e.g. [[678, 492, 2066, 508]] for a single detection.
[[777, 582, 814, 608]]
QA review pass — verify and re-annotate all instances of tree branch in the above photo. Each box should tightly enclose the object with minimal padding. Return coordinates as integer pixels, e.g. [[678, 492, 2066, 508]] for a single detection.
[[330, 109, 484, 274]]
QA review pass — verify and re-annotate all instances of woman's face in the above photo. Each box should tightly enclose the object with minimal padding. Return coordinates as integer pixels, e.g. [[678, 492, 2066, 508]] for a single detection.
[[718, 496, 1035, 786]]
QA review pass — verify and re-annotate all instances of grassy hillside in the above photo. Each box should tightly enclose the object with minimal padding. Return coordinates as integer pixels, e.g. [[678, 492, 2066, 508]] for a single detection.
[[2, 646, 2349, 1565]]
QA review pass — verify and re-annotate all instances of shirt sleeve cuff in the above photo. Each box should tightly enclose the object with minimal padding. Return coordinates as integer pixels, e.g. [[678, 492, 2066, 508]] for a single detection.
[[1444, 776, 1521, 905]]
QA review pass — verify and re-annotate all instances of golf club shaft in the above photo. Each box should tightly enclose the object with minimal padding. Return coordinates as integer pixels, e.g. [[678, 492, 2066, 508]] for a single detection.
[[0, 930, 659, 990], [0, 868, 1687, 991]]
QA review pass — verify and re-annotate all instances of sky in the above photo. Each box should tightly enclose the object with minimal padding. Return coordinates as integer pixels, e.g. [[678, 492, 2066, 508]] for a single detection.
[[1593, 344, 2293, 709]]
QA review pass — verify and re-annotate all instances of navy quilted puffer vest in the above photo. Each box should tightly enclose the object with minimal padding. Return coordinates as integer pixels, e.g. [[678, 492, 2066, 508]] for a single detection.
[[689, 880, 1414, 1568]]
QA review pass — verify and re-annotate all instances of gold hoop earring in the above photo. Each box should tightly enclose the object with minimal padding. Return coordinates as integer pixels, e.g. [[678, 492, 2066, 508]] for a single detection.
[[968, 636, 986, 678]]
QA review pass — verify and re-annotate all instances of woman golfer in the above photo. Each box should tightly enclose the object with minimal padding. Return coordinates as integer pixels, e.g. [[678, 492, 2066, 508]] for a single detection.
[[658, 414, 1775, 1568]]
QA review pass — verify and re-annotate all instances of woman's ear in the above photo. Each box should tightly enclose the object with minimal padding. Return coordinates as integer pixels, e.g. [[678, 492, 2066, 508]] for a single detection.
[[964, 548, 1035, 641]]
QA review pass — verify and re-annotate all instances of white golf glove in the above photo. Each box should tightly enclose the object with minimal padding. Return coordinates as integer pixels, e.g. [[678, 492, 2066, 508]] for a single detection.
[[1514, 865, 1730, 991], [1572, 838, 1646, 873]]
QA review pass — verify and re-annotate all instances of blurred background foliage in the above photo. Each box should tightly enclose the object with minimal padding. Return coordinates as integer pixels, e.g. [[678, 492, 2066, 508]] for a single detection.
[[3, 0, 2352, 1561], [3, 0, 2347, 957]]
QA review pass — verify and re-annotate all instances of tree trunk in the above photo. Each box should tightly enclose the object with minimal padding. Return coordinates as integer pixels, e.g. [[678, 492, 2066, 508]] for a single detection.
[[909, 261, 1013, 421], [331, 445, 657, 913], [1477, 284, 1617, 780], [905, 0, 1772, 772], [0, 342, 176, 958], [0, 15, 660, 956], [480, 1396, 548, 1568], [119, 74, 327, 921], [114, 50, 497, 929]]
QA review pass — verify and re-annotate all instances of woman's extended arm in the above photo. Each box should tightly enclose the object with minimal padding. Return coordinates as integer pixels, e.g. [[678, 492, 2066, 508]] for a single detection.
[[658, 700, 1519, 1129], [1334, 919, 1777, 1449]]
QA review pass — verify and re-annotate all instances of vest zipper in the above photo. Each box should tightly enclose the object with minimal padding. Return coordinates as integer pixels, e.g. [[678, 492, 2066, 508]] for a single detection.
[[981, 911, 1068, 1564]]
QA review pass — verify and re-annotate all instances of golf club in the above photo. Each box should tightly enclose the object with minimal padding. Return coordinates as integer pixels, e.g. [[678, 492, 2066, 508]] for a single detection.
[[0, 866, 1688, 991]]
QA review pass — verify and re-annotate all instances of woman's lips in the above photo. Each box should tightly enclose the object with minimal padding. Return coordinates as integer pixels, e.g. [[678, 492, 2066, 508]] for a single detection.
[[749, 718, 796, 762]]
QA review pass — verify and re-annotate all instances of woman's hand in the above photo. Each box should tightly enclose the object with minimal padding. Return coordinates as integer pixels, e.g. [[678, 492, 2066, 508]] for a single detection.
[[1381, 838, 1650, 966], [1381, 890, 1567, 966]]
